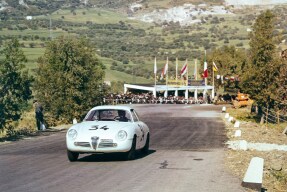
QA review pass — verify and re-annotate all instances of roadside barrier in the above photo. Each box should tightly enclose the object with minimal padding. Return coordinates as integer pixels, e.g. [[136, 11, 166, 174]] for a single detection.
[[242, 157, 264, 191], [261, 106, 287, 124], [235, 130, 241, 137], [234, 120, 240, 128], [225, 113, 229, 119]]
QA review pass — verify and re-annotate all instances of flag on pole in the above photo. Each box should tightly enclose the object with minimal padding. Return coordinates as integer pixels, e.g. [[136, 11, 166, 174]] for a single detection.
[[194, 59, 197, 80], [203, 50, 208, 78], [160, 68, 164, 80], [180, 60, 188, 77], [160, 58, 168, 80], [154, 57, 157, 86], [164, 57, 168, 75], [213, 61, 218, 72], [154, 57, 157, 74], [203, 61, 208, 78], [176, 57, 178, 80]]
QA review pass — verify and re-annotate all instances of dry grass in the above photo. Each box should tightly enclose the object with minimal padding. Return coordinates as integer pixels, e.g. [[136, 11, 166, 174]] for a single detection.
[[0, 109, 37, 141], [224, 107, 287, 191], [16, 109, 37, 131]]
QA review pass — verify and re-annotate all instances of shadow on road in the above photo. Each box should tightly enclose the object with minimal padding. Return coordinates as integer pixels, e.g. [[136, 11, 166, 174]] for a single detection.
[[77, 149, 156, 162]]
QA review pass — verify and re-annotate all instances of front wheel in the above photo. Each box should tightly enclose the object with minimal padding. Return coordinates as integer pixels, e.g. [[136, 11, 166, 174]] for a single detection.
[[125, 137, 136, 160], [67, 150, 79, 162]]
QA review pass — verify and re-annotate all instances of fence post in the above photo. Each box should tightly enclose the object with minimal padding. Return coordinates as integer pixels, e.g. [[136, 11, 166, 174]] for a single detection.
[[260, 114, 265, 125], [266, 108, 268, 127], [277, 110, 280, 124]]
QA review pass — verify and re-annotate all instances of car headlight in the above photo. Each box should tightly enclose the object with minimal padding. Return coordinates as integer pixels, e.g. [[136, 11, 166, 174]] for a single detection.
[[68, 129, 78, 140], [117, 130, 127, 141]]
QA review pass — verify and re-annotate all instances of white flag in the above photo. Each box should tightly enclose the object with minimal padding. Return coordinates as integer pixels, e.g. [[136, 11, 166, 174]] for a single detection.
[[154, 57, 157, 74]]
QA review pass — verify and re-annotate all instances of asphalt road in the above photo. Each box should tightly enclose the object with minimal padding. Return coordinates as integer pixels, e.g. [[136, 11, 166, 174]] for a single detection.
[[0, 104, 246, 192]]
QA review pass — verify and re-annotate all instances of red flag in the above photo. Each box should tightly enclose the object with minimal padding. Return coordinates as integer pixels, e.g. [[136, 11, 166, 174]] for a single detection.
[[203, 61, 208, 78], [203, 50, 208, 78], [160, 59, 168, 80], [180, 60, 188, 76]]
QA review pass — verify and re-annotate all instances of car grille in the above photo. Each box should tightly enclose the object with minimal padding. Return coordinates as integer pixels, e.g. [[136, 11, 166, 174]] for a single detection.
[[74, 139, 117, 148], [98, 143, 116, 148], [98, 139, 117, 148], [74, 142, 90, 147]]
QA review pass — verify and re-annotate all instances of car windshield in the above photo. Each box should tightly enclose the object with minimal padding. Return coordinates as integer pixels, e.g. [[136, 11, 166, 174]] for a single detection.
[[84, 109, 132, 122]]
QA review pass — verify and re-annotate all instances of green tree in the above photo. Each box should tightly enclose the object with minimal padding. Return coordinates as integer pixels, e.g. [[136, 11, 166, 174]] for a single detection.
[[0, 38, 33, 131], [240, 10, 281, 110], [209, 46, 247, 92], [34, 36, 105, 124], [273, 58, 287, 107]]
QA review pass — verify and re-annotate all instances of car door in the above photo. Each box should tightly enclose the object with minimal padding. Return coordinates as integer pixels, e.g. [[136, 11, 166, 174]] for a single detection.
[[131, 109, 147, 149]]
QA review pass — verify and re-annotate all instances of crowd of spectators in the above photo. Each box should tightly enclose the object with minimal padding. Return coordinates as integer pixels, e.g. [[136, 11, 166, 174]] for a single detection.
[[102, 93, 210, 105]]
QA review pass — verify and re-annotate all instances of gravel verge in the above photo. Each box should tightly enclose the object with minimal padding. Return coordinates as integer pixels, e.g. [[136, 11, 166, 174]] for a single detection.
[[223, 108, 287, 191]]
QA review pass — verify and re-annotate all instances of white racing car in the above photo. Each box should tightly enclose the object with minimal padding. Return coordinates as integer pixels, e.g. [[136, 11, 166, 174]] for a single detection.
[[66, 105, 150, 161]]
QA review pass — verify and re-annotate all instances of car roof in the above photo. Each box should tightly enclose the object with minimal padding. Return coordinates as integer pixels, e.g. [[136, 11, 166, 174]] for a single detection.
[[90, 105, 134, 111]]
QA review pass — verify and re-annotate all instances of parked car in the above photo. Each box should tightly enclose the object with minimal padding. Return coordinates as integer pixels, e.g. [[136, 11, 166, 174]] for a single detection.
[[66, 105, 150, 161]]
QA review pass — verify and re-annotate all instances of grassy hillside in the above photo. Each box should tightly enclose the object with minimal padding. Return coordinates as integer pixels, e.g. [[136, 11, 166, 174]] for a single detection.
[[0, 1, 286, 84]]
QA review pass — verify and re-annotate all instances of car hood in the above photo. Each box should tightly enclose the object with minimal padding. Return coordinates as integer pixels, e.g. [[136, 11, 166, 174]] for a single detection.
[[69, 121, 132, 140]]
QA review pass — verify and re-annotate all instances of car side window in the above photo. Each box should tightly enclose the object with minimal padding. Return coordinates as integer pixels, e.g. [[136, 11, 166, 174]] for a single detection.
[[131, 110, 139, 122], [84, 110, 99, 121], [92, 110, 99, 121]]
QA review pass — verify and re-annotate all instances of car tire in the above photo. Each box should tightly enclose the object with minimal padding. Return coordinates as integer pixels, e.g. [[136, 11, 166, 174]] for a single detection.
[[67, 150, 79, 162], [141, 134, 149, 154], [125, 137, 136, 160]]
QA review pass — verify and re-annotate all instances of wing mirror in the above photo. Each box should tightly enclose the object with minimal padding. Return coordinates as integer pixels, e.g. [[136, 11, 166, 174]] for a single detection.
[[73, 118, 78, 124]]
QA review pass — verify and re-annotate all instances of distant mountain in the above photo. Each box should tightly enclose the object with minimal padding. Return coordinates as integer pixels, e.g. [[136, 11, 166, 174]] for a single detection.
[[0, 0, 140, 16], [1, 0, 286, 19], [225, 0, 287, 6]]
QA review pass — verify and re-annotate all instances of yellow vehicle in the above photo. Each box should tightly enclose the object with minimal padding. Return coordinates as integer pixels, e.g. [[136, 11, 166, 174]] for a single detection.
[[232, 92, 254, 108]]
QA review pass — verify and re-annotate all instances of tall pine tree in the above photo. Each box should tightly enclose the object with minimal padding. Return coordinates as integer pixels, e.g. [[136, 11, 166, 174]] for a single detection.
[[240, 10, 281, 110]]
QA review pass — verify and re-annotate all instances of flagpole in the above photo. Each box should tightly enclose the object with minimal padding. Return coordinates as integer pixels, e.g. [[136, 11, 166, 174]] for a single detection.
[[165, 57, 168, 98], [194, 59, 198, 101], [212, 62, 215, 99], [166, 57, 168, 86], [186, 59, 188, 86], [204, 50, 207, 86], [176, 57, 178, 84], [154, 57, 157, 87], [195, 59, 197, 80], [154, 57, 157, 98]]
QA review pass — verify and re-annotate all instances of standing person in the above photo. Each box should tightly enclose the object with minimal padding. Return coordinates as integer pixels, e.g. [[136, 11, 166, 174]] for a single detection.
[[33, 100, 44, 131]]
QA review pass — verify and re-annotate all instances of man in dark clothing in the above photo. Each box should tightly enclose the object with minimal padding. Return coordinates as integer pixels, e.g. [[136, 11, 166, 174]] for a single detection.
[[33, 100, 44, 130], [118, 110, 129, 122]]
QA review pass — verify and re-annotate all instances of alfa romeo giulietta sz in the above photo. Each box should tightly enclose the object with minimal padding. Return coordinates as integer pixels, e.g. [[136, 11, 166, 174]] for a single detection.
[[66, 105, 150, 161]]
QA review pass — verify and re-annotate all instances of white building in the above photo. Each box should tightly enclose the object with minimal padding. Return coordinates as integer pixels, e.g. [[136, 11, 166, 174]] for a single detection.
[[26, 16, 33, 20]]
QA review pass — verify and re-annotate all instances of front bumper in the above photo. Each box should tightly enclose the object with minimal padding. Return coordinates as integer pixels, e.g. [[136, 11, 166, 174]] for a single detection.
[[66, 137, 133, 153]]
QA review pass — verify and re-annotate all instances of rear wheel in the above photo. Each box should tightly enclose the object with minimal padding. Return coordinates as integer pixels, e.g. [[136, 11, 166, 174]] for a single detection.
[[67, 150, 79, 162], [141, 134, 149, 154], [125, 137, 136, 160]]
